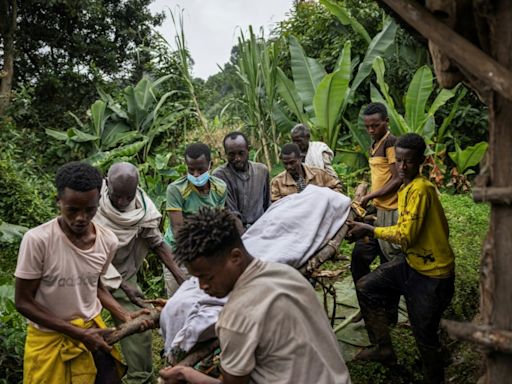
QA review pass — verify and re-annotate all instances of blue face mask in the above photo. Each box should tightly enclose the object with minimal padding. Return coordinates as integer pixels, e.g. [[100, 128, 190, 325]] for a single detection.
[[187, 170, 210, 187]]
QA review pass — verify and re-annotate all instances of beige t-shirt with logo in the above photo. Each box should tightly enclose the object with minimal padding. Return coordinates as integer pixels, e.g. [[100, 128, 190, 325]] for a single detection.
[[15, 218, 118, 330], [216, 259, 351, 384]]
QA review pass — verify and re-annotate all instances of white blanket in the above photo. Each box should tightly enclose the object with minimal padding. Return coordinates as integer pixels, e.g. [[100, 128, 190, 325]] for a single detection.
[[160, 185, 351, 355]]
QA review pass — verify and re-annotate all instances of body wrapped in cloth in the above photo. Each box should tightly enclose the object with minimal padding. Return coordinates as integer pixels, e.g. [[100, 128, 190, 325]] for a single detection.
[[160, 185, 351, 357]]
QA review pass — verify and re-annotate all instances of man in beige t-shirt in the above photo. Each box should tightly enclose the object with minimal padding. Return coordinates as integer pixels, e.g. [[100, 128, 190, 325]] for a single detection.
[[15, 162, 151, 384], [159, 207, 351, 384]]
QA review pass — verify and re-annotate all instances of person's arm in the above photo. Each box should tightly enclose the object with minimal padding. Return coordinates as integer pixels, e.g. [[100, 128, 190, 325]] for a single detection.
[[360, 163, 402, 208], [270, 177, 282, 202], [15, 277, 113, 352], [322, 151, 338, 179], [346, 220, 375, 241], [154, 242, 186, 285], [263, 169, 271, 211], [97, 279, 132, 322], [375, 187, 430, 249], [97, 280, 153, 331], [159, 366, 250, 384], [324, 171, 343, 193]]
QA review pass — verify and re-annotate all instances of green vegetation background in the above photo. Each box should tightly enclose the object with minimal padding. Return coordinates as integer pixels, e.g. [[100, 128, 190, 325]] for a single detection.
[[0, 0, 490, 383]]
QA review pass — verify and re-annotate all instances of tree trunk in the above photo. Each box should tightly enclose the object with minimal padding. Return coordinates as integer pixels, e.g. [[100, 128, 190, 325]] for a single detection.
[[0, 0, 16, 116]]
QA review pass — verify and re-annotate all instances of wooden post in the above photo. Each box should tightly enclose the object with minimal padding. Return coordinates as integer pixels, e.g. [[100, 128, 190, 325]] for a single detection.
[[374, 1, 512, 382], [481, 3, 512, 381]]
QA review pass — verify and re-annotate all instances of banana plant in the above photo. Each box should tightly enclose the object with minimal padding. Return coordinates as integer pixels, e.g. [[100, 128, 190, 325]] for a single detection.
[[319, 0, 371, 44], [449, 141, 488, 176], [370, 56, 462, 141], [447, 141, 488, 193], [276, 18, 397, 151], [46, 75, 183, 169]]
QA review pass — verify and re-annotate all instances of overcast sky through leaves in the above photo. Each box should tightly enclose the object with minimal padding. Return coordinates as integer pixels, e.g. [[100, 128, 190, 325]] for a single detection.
[[149, 0, 294, 79]]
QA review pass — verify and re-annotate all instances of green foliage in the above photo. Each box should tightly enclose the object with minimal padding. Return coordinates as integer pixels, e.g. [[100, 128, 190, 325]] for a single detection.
[[278, 18, 397, 151], [441, 194, 488, 321], [10, 0, 164, 133], [371, 58, 461, 140], [236, 26, 280, 168], [320, 0, 371, 44], [46, 75, 186, 170], [449, 142, 488, 175], [0, 285, 26, 383], [0, 158, 55, 228]]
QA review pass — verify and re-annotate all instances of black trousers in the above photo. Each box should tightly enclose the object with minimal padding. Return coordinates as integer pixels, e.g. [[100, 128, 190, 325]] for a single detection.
[[351, 237, 387, 283], [356, 257, 454, 348]]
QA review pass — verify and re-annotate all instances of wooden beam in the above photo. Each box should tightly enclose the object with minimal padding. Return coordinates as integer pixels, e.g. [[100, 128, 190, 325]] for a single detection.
[[473, 187, 512, 205], [377, 0, 512, 101], [441, 319, 512, 354]]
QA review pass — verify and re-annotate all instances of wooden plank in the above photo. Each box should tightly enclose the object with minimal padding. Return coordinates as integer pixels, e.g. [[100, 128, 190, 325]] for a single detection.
[[377, 0, 512, 101]]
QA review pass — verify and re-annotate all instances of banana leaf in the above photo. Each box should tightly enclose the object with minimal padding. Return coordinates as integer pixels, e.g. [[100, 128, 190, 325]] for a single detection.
[[45, 128, 69, 141], [276, 67, 309, 123], [313, 41, 351, 148], [371, 58, 409, 134], [91, 100, 107, 138], [349, 18, 397, 100], [449, 141, 488, 174], [314, 69, 350, 147], [319, 0, 371, 44], [404, 66, 433, 132], [0, 220, 28, 244], [289, 36, 326, 114], [437, 87, 468, 142]]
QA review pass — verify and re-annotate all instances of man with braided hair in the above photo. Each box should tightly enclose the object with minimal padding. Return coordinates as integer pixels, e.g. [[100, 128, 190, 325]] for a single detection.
[[159, 207, 351, 384]]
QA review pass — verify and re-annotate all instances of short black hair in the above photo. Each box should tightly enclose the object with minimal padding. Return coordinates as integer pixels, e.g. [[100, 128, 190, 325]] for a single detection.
[[174, 207, 241, 264], [223, 131, 249, 150], [281, 143, 301, 158], [396, 133, 426, 159], [55, 162, 103, 197], [291, 123, 310, 136], [185, 143, 211, 163], [363, 102, 388, 120]]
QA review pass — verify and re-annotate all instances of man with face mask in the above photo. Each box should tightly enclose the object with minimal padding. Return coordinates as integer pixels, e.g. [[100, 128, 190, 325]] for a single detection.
[[163, 143, 227, 295]]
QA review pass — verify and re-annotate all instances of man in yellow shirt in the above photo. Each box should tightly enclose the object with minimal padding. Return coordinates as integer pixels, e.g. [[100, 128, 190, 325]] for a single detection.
[[348, 133, 455, 384], [351, 103, 402, 284]]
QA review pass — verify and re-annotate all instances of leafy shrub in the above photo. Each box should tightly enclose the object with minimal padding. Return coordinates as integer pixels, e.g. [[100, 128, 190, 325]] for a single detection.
[[0, 155, 55, 284], [0, 285, 26, 383], [0, 158, 55, 228], [441, 194, 489, 320]]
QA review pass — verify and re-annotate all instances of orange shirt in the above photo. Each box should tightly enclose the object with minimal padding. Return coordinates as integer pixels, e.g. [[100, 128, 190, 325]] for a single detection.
[[369, 132, 398, 210]]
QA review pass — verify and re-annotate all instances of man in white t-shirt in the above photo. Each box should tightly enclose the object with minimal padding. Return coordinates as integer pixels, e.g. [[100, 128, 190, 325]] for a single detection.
[[15, 162, 151, 384], [159, 207, 351, 384]]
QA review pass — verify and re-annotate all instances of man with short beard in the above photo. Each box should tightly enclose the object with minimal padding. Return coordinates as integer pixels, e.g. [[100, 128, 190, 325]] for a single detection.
[[213, 132, 270, 230]]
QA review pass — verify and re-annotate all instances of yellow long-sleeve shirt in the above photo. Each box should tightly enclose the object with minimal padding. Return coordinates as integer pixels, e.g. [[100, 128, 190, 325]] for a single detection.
[[374, 176, 455, 277]]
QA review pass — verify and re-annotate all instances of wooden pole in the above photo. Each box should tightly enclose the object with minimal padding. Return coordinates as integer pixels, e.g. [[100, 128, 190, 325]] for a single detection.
[[104, 309, 161, 345], [374, 1, 512, 382], [377, 0, 512, 102]]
